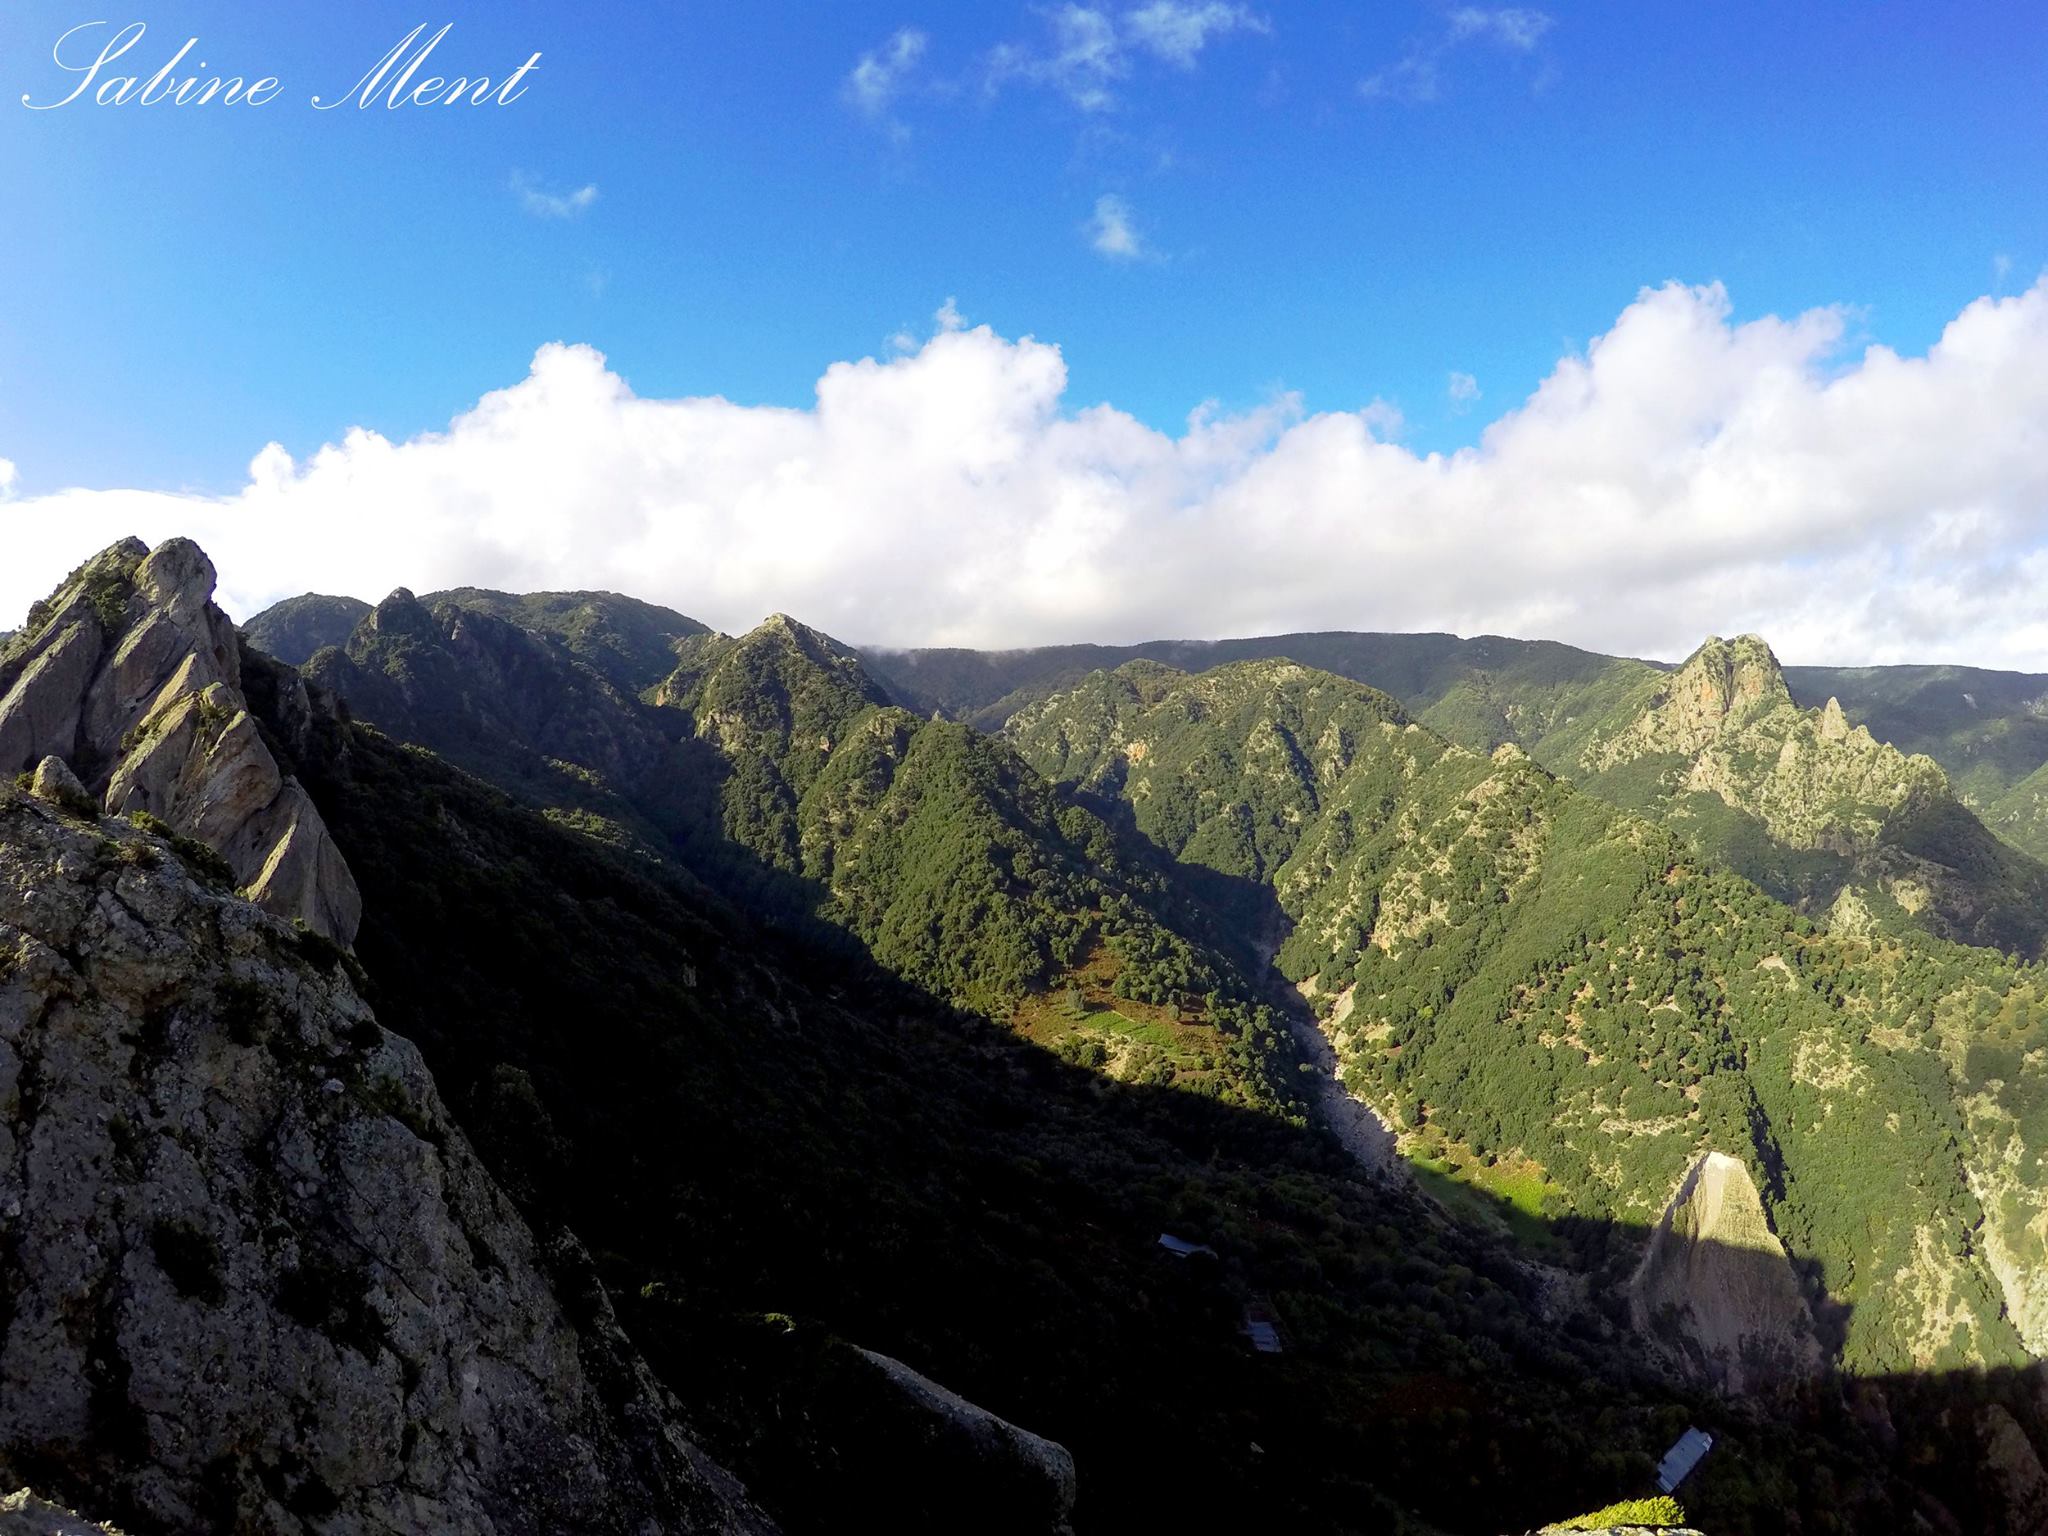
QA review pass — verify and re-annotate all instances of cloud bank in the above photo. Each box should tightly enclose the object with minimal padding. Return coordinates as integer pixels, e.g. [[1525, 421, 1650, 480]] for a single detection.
[[6, 280, 2048, 668]]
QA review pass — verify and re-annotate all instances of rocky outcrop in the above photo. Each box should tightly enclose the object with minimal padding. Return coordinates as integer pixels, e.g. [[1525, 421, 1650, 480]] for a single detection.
[[0, 541, 359, 945], [1589, 636, 1947, 846], [1627, 1152, 1822, 1394], [854, 1349, 1078, 1535], [1584, 635, 2048, 957], [0, 1489, 128, 1535], [0, 786, 773, 1534]]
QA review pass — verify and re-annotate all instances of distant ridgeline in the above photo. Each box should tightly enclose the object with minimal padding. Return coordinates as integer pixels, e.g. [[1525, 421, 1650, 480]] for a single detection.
[[7, 541, 2045, 1534]]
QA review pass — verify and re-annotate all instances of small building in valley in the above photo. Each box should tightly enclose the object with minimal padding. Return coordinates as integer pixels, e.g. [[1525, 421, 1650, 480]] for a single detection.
[[1655, 1427, 1714, 1492]]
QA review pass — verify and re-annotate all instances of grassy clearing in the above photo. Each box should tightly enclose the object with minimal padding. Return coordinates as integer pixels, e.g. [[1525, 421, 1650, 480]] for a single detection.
[[1010, 940, 1232, 1089], [1403, 1140, 1564, 1252]]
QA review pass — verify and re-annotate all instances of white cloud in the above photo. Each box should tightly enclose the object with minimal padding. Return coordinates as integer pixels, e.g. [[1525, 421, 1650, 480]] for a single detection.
[[512, 173, 599, 220], [988, 5, 1125, 110], [844, 27, 928, 138], [1448, 371, 1481, 408], [1448, 7, 1552, 50], [1363, 6, 1554, 103], [986, 1, 1265, 110], [0, 459, 16, 502], [1125, 3, 1268, 67], [6, 281, 2048, 669], [1087, 194, 1148, 260]]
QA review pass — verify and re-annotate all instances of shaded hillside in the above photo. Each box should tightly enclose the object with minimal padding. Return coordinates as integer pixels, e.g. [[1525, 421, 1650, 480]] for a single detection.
[[301, 588, 685, 853], [425, 586, 709, 693], [651, 617, 1300, 1108], [240, 593, 371, 665], [303, 598, 1300, 1112]]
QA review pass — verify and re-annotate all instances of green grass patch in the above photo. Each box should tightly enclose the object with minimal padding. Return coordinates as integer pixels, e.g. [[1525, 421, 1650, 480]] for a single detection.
[[1404, 1143, 1564, 1253]]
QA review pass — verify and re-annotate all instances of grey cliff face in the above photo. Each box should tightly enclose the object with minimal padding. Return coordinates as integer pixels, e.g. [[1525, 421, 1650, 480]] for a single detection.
[[0, 540, 360, 946], [0, 785, 774, 1535]]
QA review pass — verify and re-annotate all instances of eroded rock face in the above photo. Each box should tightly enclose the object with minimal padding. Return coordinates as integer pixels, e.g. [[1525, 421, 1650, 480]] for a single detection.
[[0, 789, 773, 1535], [1584, 634, 2048, 957], [1627, 1152, 1823, 1395], [0, 541, 359, 945]]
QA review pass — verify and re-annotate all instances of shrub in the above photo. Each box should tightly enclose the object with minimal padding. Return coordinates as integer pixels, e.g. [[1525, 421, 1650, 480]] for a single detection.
[[1553, 1495, 1687, 1529]]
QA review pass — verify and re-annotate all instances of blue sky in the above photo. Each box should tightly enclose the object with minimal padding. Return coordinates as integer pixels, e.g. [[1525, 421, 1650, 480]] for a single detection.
[[2, 2, 2047, 666], [2, 0, 2040, 496]]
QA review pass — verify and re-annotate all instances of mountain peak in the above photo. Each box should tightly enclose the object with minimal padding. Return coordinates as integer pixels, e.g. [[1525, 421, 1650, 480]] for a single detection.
[[366, 586, 443, 643], [1672, 633, 1792, 719]]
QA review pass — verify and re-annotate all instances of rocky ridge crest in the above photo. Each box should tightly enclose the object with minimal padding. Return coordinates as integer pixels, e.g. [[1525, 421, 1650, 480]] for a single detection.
[[0, 540, 359, 945]]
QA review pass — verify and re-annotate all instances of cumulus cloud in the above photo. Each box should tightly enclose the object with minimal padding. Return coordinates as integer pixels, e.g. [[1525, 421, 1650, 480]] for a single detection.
[[1448, 371, 1481, 409], [1125, 3, 1268, 67], [844, 27, 928, 137], [6, 280, 2048, 669], [512, 173, 599, 219], [1087, 194, 1149, 260], [0, 459, 16, 502], [1363, 5, 1553, 103]]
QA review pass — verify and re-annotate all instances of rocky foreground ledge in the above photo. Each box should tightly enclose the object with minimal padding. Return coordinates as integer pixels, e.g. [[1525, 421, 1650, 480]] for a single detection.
[[0, 775, 774, 1533]]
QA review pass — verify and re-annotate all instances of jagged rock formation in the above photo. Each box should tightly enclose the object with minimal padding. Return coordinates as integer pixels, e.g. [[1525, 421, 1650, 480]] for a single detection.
[[0, 783, 772, 1534], [1580, 635, 2048, 957], [0, 540, 359, 945], [1628, 1152, 1823, 1394], [1587, 636, 1947, 846]]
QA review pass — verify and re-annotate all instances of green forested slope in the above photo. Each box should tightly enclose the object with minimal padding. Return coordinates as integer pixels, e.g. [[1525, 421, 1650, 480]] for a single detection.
[[1006, 657, 2048, 1380], [863, 628, 2048, 874], [655, 618, 1299, 1109]]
